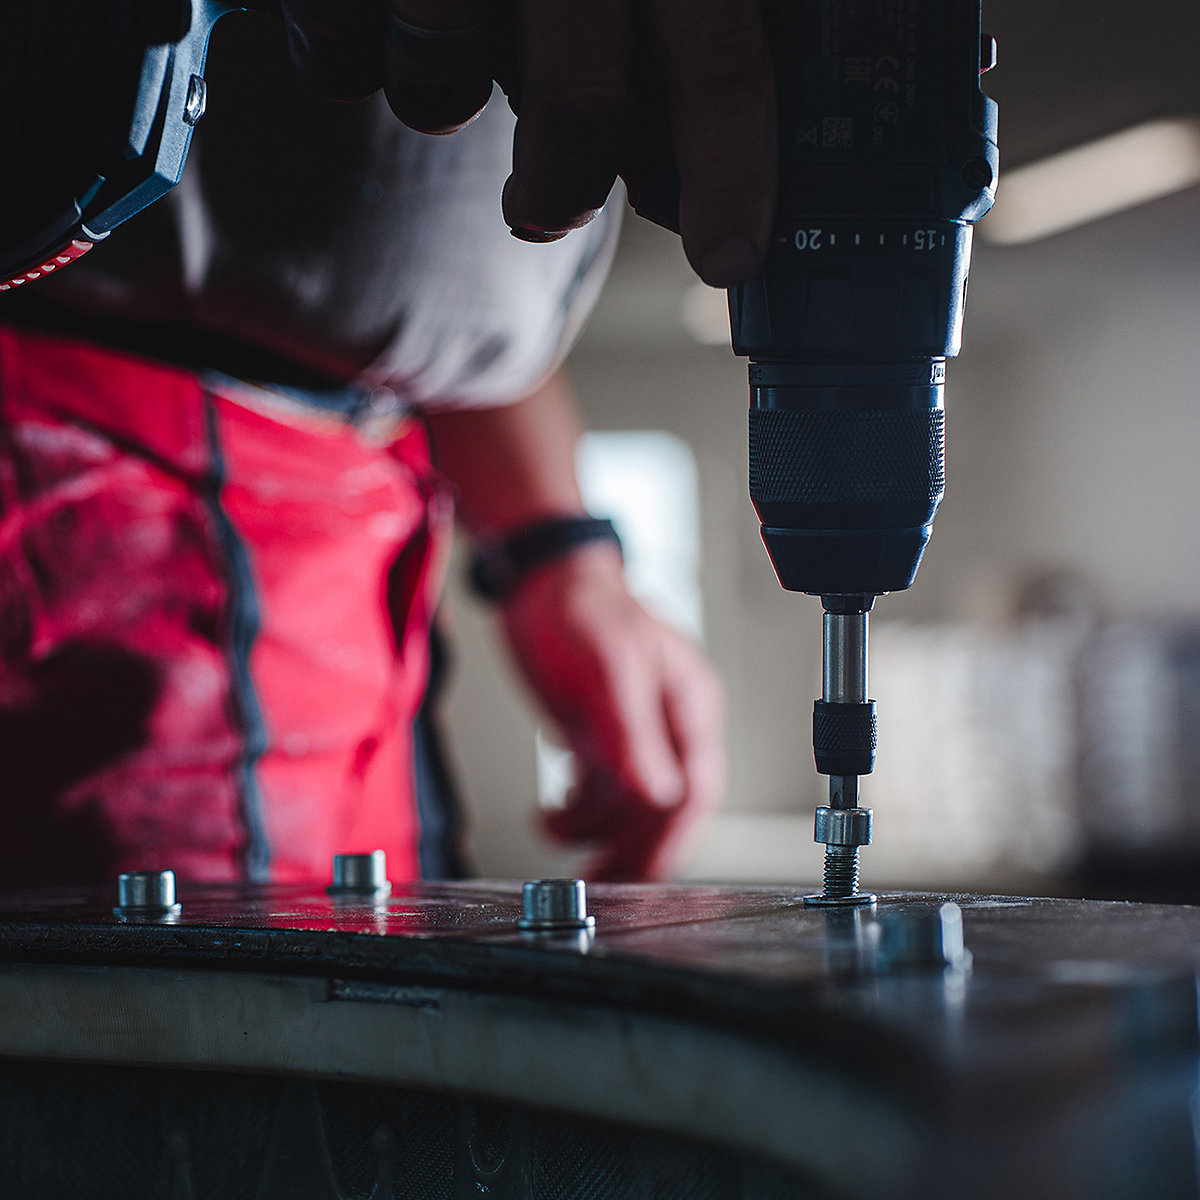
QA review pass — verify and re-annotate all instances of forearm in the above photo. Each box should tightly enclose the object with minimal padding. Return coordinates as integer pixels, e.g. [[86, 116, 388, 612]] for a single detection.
[[425, 366, 724, 881], [422, 369, 591, 539]]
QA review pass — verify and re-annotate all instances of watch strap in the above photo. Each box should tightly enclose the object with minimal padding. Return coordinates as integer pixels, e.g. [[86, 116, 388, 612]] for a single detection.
[[468, 516, 623, 602]]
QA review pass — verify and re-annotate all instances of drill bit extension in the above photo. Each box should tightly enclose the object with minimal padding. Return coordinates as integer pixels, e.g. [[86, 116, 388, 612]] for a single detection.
[[806, 595, 877, 906]]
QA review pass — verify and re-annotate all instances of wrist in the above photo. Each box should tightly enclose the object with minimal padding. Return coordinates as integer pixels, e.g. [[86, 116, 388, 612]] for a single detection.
[[467, 514, 624, 604]]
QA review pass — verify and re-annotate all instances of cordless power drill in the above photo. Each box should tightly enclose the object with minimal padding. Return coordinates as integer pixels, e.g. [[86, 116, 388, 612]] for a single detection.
[[636, 0, 997, 903], [748, 0, 995, 904], [1, 2, 996, 904]]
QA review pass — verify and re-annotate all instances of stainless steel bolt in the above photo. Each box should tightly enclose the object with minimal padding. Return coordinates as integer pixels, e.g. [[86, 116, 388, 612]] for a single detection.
[[518, 878, 595, 931], [328, 851, 392, 896], [114, 869, 182, 918], [806, 803, 875, 907]]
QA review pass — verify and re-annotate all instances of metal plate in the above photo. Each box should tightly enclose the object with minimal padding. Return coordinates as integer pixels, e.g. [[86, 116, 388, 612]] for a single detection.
[[0, 883, 1197, 1198]]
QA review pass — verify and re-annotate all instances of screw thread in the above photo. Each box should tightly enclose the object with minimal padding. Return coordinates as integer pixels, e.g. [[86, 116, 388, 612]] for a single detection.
[[823, 846, 860, 899]]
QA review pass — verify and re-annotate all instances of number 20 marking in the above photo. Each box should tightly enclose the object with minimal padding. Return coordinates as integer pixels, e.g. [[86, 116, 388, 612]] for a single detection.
[[793, 228, 824, 250]]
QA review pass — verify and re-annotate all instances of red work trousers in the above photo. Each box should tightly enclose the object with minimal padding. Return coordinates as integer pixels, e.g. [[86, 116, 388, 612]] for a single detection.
[[0, 327, 450, 885]]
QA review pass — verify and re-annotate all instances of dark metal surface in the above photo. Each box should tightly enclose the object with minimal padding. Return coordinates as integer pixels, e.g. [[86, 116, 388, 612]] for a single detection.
[[0, 883, 1198, 1198], [3, 879, 1200, 972], [0, 881, 1197, 1095]]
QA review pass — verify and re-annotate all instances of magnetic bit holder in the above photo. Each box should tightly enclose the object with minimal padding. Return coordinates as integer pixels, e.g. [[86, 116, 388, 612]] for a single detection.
[[806, 598, 878, 907], [327, 851, 393, 898], [518, 878, 596, 932], [114, 869, 182, 920]]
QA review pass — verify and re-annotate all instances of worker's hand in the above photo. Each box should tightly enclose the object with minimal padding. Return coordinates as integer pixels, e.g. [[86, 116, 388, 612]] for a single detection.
[[497, 543, 725, 881], [278, 0, 777, 287]]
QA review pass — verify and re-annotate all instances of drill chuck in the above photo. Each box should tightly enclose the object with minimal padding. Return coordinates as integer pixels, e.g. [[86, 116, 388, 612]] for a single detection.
[[748, 360, 946, 596]]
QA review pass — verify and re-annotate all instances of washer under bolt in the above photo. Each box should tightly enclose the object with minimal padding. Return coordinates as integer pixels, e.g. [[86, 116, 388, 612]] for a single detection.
[[328, 851, 392, 896], [518, 878, 596, 931], [115, 869, 182, 919]]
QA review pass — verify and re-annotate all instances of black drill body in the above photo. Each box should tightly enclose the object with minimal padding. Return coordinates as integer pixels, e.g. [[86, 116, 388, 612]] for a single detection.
[[738, 0, 997, 600]]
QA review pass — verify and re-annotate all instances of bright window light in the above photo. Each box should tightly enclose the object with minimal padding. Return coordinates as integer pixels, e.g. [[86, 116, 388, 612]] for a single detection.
[[537, 431, 705, 810], [575, 431, 704, 639], [984, 116, 1200, 245]]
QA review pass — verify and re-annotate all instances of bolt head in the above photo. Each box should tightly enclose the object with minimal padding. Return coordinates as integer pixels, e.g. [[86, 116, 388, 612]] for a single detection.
[[115, 869, 182, 919], [518, 878, 595, 931], [328, 851, 392, 896], [814, 806, 872, 847]]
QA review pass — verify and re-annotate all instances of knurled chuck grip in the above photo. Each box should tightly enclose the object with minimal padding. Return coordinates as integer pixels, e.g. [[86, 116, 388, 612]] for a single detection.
[[813, 700, 877, 776]]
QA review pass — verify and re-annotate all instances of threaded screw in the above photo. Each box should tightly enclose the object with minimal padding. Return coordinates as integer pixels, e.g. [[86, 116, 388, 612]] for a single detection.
[[806, 833, 875, 909], [823, 846, 860, 898]]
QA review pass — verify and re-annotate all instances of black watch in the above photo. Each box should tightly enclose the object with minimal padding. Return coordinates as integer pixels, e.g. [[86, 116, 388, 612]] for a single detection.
[[468, 516, 623, 603]]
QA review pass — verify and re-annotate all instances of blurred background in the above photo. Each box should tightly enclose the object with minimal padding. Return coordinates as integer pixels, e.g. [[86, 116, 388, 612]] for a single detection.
[[443, 0, 1200, 899]]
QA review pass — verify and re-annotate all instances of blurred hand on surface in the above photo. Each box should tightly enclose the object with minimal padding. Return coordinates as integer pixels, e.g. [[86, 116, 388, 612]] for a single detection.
[[498, 544, 725, 882], [278, 0, 777, 286]]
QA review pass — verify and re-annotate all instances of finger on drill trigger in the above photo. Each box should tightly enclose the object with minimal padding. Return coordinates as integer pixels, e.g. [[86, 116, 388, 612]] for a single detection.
[[383, 0, 496, 134], [649, 0, 777, 287], [502, 0, 634, 241], [279, 0, 384, 102]]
